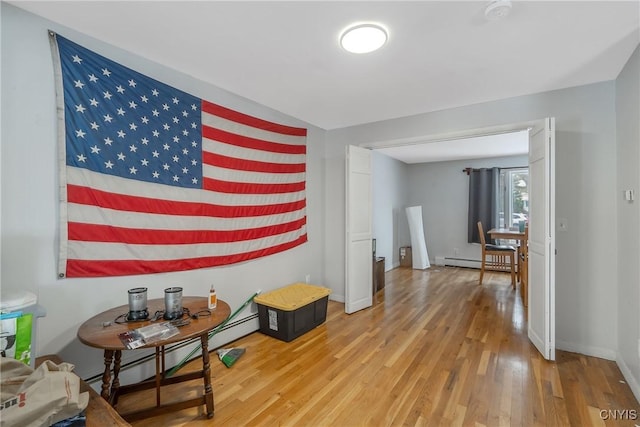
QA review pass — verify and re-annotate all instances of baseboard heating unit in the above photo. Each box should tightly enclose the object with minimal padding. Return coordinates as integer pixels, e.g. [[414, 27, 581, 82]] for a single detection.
[[438, 257, 482, 269]]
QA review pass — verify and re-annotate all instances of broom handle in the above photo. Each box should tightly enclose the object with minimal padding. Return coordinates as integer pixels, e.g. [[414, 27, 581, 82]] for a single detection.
[[167, 291, 261, 377]]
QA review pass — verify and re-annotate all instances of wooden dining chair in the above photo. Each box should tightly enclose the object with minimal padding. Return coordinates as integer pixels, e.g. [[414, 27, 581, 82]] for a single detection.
[[477, 221, 516, 288]]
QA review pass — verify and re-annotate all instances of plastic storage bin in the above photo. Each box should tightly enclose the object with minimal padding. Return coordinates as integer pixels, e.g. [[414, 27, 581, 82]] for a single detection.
[[0, 290, 46, 367], [254, 283, 331, 342]]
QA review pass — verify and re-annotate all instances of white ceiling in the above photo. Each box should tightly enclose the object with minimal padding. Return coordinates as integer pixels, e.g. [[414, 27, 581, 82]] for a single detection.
[[376, 129, 530, 164], [7, 1, 640, 162]]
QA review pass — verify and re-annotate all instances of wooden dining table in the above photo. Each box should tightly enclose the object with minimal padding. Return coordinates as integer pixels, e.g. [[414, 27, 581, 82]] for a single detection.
[[487, 227, 526, 244], [488, 227, 529, 306]]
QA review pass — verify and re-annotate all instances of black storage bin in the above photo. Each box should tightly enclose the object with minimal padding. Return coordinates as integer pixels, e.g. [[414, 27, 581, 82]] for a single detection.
[[254, 283, 331, 342]]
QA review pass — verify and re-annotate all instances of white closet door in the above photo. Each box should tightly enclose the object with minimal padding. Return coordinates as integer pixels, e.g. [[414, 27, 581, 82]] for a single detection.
[[345, 145, 373, 314], [528, 117, 556, 360]]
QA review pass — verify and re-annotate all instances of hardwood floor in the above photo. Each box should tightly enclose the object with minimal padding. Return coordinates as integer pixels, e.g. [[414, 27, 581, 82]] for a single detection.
[[124, 267, 640, 426]]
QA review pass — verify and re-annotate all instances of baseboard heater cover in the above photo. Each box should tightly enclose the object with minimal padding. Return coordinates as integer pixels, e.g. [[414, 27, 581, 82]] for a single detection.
[[443, 257, 481, 269]]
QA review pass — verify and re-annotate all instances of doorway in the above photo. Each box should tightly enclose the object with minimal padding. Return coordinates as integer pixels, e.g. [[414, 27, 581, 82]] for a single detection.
[[351, 118, 556, 360]]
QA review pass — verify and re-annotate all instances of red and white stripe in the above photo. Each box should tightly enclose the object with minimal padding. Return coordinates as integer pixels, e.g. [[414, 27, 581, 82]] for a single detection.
[[63, 101, 307, 277]]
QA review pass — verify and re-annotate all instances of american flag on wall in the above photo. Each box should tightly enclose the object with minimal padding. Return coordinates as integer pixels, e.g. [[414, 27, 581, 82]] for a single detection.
[[49, 33, 307, 278]]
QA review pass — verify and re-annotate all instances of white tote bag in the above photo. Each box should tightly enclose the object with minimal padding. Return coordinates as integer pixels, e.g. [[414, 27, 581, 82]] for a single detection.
[[0, 358, 89, 427]]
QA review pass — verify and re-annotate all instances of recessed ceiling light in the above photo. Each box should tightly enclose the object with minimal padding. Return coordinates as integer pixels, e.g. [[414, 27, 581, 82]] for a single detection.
[[340, 24, 388, 54]]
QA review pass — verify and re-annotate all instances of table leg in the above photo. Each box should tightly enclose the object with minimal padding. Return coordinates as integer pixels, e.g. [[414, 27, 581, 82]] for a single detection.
[[110, 350, 122, 405], [155, 346, 162, 407], [517, 244, 522, 282], [101, 350, 114, 400], [201, 334, 214, 418]]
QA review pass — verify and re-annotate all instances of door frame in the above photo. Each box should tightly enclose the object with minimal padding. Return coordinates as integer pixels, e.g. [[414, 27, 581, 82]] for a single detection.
[[360, 118, 555, 358], [360, 120, 543, 151]]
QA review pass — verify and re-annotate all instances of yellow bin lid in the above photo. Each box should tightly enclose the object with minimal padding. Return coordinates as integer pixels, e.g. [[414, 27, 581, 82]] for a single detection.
[[254, 283, 331, 311]]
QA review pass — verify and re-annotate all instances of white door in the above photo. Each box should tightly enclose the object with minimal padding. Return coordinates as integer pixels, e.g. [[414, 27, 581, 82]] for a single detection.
[[345, 145, 373, 314], [528, 117, 556, 360]]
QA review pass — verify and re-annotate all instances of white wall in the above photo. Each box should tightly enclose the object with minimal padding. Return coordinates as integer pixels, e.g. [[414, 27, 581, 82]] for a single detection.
[[372, 151, 410, 270], [4, 2, 637, 397], [406, 155, 528, 266], [616, 45, 640, 401], [325, 81, 619, 359], [1, 3, 326, 383], [0, 1, 3, 292]]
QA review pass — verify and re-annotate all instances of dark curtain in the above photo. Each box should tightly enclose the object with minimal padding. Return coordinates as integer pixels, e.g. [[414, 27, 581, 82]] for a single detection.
[[467, 167, 499, 243]]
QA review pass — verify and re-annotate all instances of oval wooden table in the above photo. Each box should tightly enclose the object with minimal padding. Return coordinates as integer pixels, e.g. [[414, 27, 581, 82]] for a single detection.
[[77, 297, 230, 422]]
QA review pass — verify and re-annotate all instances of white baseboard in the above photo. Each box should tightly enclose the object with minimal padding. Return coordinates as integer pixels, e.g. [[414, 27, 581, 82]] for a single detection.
[[556, 339, 617, 361], [616, 355, 640, 404]]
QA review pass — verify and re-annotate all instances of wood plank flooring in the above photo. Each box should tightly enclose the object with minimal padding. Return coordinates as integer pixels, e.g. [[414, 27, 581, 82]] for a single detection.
[[123, 267, 640, 426]]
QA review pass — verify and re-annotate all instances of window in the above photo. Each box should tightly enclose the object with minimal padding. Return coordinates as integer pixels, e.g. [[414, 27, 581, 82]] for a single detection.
[[498, 168, 528, 228], [466, 166, 528, 243]]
